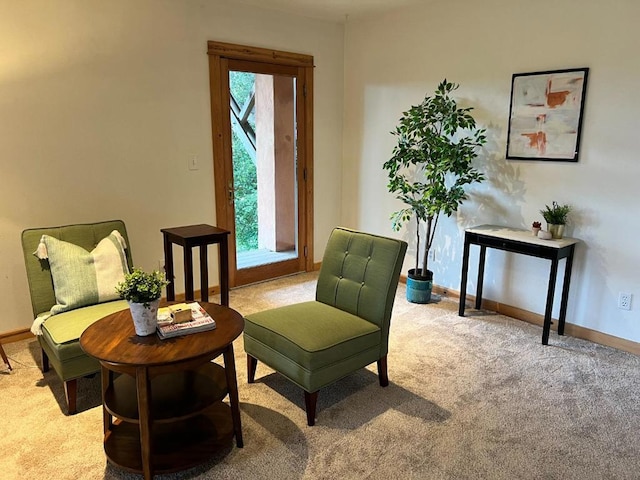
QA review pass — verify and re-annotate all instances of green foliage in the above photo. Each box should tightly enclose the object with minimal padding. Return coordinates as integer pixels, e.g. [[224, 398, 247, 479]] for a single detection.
[[116, 268, 169, 307], [383, 80, 487, 274], [540, 201, 571, 225], [229, 71, 255, 115], [230, 71, 258, 251], [232, 130, 258, 251]]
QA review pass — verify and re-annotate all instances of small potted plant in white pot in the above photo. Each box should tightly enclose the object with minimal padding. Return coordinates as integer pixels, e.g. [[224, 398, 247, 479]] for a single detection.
[[540, 201, 572, 239], [116, 268, 168, 336]]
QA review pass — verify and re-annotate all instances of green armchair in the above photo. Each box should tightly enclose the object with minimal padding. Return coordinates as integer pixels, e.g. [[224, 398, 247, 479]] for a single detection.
[[21, 220, 133, 414], [244, 227, 407, 426]]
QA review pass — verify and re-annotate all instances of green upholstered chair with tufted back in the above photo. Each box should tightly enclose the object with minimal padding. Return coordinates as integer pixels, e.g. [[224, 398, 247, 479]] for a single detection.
[[21, 220, 133, 414], [244, 227, 407, 426]]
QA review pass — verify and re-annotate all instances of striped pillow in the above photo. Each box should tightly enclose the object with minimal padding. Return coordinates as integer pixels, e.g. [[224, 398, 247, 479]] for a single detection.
[[35, 230, 129, 315]]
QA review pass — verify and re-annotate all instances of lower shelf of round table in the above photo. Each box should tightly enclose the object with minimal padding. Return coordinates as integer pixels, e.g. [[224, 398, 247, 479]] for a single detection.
[[105, 362, 228, 422], [105, 402, 234, 474]]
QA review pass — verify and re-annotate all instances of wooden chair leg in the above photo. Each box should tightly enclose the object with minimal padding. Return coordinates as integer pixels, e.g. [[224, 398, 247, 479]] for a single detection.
[[304, 391, 319, 426], [377, 355, 389, 387], [41, 348, 49, 373], [247, 355, 258, 384], [65, 379, 78, 415]]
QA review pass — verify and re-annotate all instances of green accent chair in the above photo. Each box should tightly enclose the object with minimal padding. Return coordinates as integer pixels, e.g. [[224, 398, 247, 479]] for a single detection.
[[21, 220, 133, 414], [244, 227, 407, 426]]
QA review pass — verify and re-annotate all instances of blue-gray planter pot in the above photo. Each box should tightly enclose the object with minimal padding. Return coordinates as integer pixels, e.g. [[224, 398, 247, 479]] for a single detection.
[[406, 268, 433, 304]]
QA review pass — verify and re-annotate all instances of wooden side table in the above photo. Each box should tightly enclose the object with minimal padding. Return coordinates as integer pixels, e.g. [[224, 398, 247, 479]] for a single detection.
[[80, 303, 244, 480], [161, 224, 230, 306], [0, 342, 12, 370]]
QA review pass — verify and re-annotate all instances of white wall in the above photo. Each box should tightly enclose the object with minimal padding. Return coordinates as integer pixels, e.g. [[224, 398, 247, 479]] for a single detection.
[[0, 0, 344, 332], [342, 0, 640, 342]]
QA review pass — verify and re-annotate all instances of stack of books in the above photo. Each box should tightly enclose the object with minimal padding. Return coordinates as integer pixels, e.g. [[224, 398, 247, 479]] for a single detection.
[[156, 302, 216, 339]]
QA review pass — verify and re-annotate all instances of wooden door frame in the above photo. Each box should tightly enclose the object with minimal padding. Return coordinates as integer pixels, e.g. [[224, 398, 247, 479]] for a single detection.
[[207, 41, 314, 287]]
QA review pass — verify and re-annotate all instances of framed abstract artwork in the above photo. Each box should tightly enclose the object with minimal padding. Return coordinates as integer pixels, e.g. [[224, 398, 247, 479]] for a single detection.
[[506, 67, 589, 161]]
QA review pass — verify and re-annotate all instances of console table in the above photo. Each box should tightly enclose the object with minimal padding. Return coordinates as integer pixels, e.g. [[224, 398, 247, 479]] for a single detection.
[[80, 302, 244, 480], [161, 224, 230, 306], [458, 225, 580, 345]]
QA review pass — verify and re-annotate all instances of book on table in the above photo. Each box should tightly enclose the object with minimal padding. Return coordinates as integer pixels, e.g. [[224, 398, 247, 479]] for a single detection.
[[156, 302, 216, 339]]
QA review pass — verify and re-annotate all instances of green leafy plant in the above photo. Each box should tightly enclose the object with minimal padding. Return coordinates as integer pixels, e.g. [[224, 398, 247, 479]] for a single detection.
[[116, 268, 169, 307], [230, 71, 258, 252], [540, 201, 572, 225], [383, 80, 486, 276]]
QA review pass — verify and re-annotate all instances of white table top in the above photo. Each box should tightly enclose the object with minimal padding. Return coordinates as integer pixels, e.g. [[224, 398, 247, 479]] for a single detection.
[[466, 224, 580, 249]]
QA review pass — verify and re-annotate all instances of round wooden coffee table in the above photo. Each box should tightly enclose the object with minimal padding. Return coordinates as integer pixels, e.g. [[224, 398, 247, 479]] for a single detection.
[[80, 302, 244, 480]]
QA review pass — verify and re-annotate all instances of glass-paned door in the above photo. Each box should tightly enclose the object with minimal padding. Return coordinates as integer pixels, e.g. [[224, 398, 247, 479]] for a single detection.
[[208, 42, 314, 288], [229, 70, 298, 272]]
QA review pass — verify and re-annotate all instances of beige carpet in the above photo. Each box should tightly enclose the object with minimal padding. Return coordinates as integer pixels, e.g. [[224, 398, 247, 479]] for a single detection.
[[2, 272, 640, 480]]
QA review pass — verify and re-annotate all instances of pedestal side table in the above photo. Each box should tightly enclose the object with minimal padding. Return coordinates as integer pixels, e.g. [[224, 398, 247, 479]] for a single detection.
[[161, 224, 230, 306]]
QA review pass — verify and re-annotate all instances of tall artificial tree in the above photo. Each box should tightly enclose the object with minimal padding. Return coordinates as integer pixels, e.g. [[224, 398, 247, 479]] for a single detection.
[[383, 80, 487, 278]]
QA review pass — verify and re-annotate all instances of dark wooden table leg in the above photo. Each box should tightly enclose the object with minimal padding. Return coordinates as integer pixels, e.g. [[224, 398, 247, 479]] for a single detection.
[[164, 234, 175, 301], [558, 246, 575, 336], [0, 343, 11, 371], [184, 245, 194, 302], [543, 259, 559, 345], [136, 367, 153, 480], [101, 367, 112, 434], [220, 236, 229, 307], [475, 245, 487, 310], [200, 245, 209, 303], [459, 238, 471, 316], [223, 344, 243, 448]]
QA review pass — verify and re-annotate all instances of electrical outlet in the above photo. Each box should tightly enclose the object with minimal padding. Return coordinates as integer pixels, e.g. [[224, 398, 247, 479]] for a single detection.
[[618, 292, 632, 310]]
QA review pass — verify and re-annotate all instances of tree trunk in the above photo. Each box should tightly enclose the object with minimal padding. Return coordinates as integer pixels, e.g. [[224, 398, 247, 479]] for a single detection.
[[422, 215, 439, 275], [422, 217, 432, 273], [415, 215, 420, 273]]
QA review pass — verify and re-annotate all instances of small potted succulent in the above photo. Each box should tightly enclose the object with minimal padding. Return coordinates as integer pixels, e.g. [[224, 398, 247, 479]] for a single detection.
[[532, 221, 542, 236], [540, 201, 572, 239], [116, 268, 169, 336]]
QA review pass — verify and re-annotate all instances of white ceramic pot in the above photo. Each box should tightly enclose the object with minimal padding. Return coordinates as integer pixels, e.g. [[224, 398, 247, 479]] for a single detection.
[[128, 299, 160, 336]]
